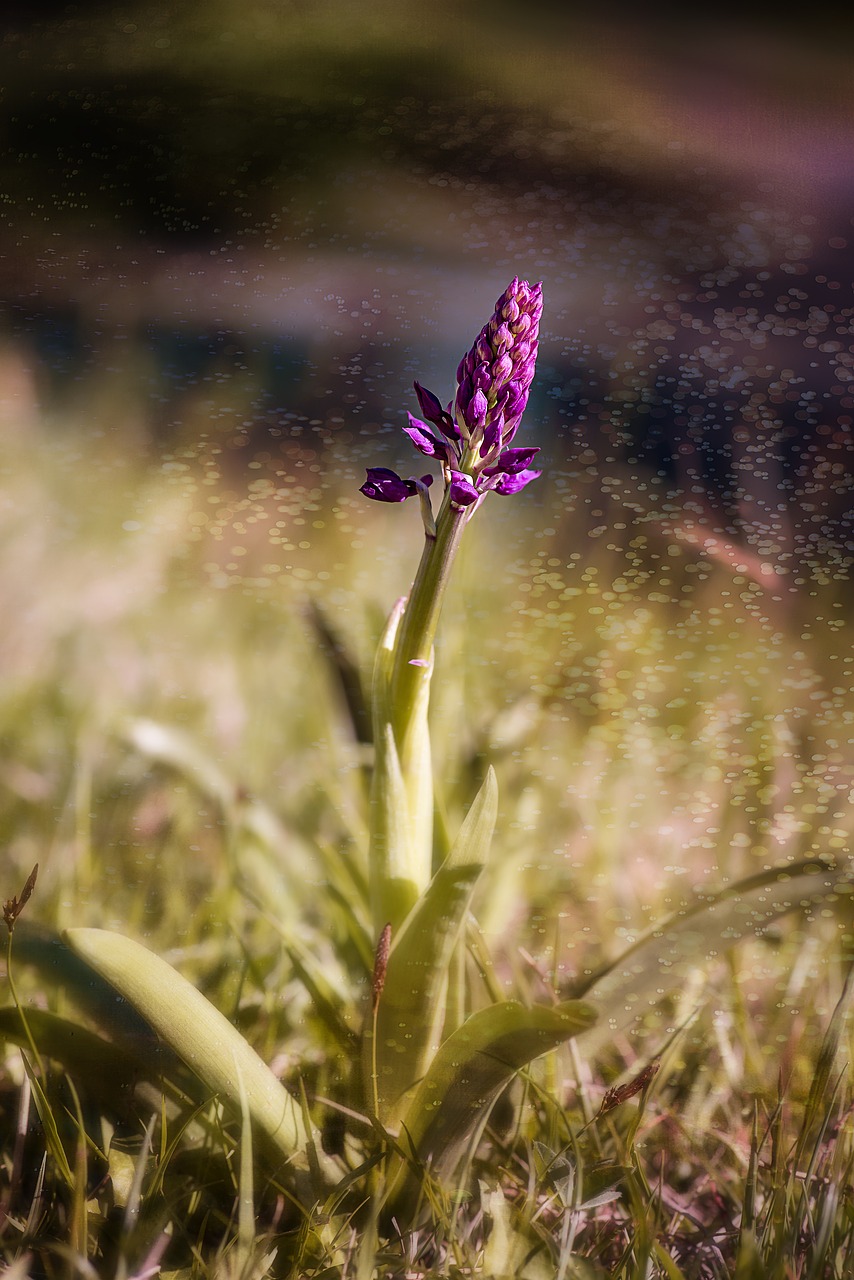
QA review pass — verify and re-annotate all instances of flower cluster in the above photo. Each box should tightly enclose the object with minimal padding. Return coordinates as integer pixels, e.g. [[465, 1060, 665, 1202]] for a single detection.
[[361, 277, 543, 512]]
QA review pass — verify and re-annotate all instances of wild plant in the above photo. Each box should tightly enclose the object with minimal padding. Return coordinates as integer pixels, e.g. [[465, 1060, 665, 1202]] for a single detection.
[[3, 279, 850, 1276]]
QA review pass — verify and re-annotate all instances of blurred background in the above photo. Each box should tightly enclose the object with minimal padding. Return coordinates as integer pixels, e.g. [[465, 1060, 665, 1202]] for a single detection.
[[3, 4, 853, 548], [1, 2, 853, 931]]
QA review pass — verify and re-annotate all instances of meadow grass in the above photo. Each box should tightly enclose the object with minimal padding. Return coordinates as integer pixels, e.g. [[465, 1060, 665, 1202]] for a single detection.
[[1, 400, 852, 1278]]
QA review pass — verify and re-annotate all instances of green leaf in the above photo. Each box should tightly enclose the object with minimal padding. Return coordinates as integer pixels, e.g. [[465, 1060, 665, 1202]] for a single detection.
[[368, 722, 418, 929], [126, 717, 236, 809], [19, 1053, 75, 1187], [368, 598, 434, 931], [445, 766, 499, 872], [386, 997, 595, 1211], [793, 955, 854, 1173], [366, 768, 498, 1125], [63, 928, 341, 1187], [573, 859, 845, 1053], [0, 1006, 190, 1117], [733, 1230, 767, 1280], [305, 598, 372, 745], [126, 717, 318, 908], [652, 1243, 690, 1280], [532, 1144, 629, 1211], [13, 921, 196, 1098], [284, 941, 358, 1054]]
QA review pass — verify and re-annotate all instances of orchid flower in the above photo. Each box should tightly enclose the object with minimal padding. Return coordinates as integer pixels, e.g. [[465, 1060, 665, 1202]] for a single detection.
[[360, 277, 543, 517]]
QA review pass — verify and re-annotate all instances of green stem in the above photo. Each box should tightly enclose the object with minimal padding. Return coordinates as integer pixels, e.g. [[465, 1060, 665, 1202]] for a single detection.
[[389, 490, 469, 743], [5, 928, 46, 1076]]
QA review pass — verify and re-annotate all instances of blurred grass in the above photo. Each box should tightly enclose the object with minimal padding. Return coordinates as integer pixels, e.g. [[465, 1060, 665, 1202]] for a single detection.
[[1, 364, 851, 961], [0, 378, 852, 1274]]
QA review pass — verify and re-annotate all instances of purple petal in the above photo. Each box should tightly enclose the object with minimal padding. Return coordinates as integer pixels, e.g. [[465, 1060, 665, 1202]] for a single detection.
[[493, 322, 513, 354], [495, 278, 518, 312], [413, 380, 461, 442], [448, 471, 480, 506], [472, 363, 492, 393], [501, 297, 521, 324], [483, 446, 541, 476], [491, 353, 513, 386], [360, 467, 432, 502], [480, 413, 504, 456], [501, 379, 526, 420], [404, 414, 449, 458], [463, 388, 488, 430], [413, 381, 445, 425], [360, 467, 414, 502], [493, 467, 541, 495], [456, 351, 473, 385], [475, 332, 492, 364]]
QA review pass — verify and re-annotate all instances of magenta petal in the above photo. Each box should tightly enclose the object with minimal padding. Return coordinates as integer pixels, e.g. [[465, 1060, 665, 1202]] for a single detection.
[[472, 363, 492, 393], [493, 322, 513, 353], [449, 471, 480, 506], [464, 388, 488, 429], [483, 446, 541, 476], [404, 414, 448, 458], [413, 381, 445, 424], [360, 467, 417, 502], [491, 352, 513, 386], [493, 467, 541, 495], [413, 380, 461, 442], [480, 414, 504, 456]]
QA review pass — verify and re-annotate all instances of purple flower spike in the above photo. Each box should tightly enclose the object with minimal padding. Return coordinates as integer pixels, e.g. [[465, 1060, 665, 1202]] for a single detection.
[[361, 467, 433, 503], [452, 278, 543, 458], [361, 277, 542, 513]]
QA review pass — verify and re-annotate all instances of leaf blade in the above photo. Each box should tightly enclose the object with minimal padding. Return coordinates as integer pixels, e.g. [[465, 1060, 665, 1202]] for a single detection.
[[64, 927, 340, 1185], [366, 768, 498, 1124], [573, 859, 845, 1053], [386, 997, 595, 1210]]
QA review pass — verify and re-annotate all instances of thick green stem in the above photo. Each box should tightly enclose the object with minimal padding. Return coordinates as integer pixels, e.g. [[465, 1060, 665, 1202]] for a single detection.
[[389, 491, 469, 745], [368, 489, 472, 933]]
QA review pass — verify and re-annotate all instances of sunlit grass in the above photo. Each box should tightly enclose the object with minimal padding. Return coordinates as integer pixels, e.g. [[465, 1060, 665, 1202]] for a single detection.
[[1, 404, 852, 1276]]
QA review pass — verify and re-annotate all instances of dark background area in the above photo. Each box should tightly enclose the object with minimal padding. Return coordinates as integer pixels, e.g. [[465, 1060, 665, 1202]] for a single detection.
[[1, 2, 852, 583]]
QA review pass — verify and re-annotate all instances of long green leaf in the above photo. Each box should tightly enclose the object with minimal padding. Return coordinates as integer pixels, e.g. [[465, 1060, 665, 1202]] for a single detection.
[[386, 997, 595, 1211], [368, 597, 434, 931], [0, 1006, 191, 1117], [365, 767, 498, 1125], [64, 928, 341, 1187], [305, 598, 372, 745], [573, 858, 845, 1053], [369, 722, 417, 929], [15, 921, 164, 1045]]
